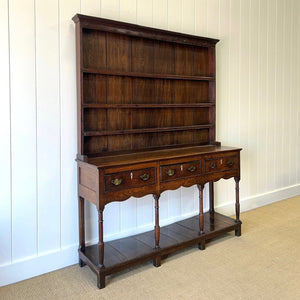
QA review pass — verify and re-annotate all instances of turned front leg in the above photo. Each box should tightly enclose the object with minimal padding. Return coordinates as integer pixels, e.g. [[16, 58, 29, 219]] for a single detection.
[[209, 182, 214, 213], [197, 184, 205, 234], [153, 194, 160, 249], [234, 177, 241, 236], [153, 194, 161, 267], [78, 196, 86, 267], [234, 177, 240, 222], [98, 209, 104, 267]]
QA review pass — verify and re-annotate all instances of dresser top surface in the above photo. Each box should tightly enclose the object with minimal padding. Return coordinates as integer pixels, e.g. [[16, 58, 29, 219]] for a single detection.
[[83, 145, 242, 168]]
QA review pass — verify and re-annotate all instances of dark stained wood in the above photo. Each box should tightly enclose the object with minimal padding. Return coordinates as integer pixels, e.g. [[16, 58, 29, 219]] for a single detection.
[[83, 103, 215, 108], [106, 32, 131, 72], [235, 177, 241, 233], [78, 196, 85, 267], [197, 184, 205, 234], [82, 28, 106, 69], [79, 212, 241, 275], [153, 194, 160, 249], [209, 182, 214, 213], [82, 68, 214, 81], [98, 209, 104, 266], [73, 14, 242, 289]]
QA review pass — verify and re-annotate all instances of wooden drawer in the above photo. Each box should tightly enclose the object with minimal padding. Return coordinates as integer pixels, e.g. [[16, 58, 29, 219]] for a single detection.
[[160, 160, 201, 182], [204, 155, 238, 174], [104, 167, 156, 192]]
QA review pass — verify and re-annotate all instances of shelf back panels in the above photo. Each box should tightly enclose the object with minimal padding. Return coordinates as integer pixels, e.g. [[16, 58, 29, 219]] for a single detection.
[[73, 14, 219, 157]]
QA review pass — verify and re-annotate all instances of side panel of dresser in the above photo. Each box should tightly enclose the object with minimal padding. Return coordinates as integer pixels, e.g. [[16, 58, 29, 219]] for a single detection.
[[77, 161, 100, 208]]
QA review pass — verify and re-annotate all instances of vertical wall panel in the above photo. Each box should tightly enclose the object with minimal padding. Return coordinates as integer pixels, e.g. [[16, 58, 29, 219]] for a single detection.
[[60, 0, 81, 248], [120, 0, 136, 22], [101, 0, 120, 20], [9, 0, 37, 261], [181, 0, 195, 34], [206, 0, 219, 38], [248, 0, 259, 195], [257, 0, 268, 193], [153, 0, 167, 29], [265, 0, 276, 191], [289, 0, 298, 186], [0, 0, 12, 265], [227, 0, 240, 145], [81, 0, 101, 16], [195, 0, 207, 36], [284, 1, 293, 186], [168, 0, 181, 31], [35, 0, 61, 254], [274, 0, 285, 189], [239, 0, 250, 198], [280, 0, 290, 188], [296, 0, 300, 184], [137, 0, 153, 26]]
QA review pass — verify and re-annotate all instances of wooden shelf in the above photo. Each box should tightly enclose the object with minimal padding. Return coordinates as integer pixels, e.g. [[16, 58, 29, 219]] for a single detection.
[[82, 68, 214, 81], [84, 124, 214, 137], [79, 212, 241, 273], [83, 103, 215, 109]]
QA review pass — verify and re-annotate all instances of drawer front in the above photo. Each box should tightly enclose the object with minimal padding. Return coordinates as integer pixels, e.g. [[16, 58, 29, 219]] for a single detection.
[[204, 155, 238, 174], [160, 160, 201, 182], [104, 167, 156, 192]]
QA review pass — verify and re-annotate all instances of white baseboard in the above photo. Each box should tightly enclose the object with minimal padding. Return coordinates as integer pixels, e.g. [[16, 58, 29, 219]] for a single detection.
[[0, 245, 78, 287], [216, 183, 300, 216], [1, 183, 299, 287]]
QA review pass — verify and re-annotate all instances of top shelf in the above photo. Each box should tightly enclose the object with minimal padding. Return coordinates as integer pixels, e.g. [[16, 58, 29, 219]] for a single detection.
[[82, 68, 214, 81]]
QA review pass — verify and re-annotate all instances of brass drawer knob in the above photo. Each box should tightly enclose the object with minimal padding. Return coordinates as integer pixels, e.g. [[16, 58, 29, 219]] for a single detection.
[[209, 162, 216, 169], [111, 178, 123, 186], [139, 173, 150, 181], [166, 169, 175, 177], [188, 165, 196, 172], [227, 161, 234, 167]]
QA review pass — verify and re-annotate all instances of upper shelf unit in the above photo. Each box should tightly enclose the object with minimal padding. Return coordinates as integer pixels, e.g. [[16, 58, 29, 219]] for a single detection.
[[73, 14, 219, 158]]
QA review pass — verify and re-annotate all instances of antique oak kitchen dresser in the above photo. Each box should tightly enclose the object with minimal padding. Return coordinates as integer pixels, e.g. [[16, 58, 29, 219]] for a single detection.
[[72, 14, 242, 289]]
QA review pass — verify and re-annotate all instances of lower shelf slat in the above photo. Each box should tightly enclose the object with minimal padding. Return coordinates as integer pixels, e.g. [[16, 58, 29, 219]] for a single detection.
[[79, 212, 241, 279]]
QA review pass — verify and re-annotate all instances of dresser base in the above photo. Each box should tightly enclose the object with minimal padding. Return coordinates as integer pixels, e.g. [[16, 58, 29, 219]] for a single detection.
[[78, 211, 241, 289]]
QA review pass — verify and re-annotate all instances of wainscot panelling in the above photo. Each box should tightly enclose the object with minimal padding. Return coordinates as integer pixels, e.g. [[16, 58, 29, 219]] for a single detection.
[[36, 0, 61, 255], [0, 0, 299, 287], [0, 0, 11, 266], [59, 0, 80, 249], [9, 0, 37, 263]]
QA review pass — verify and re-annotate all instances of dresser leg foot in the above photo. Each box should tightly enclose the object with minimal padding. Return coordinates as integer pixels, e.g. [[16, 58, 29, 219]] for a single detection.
[[97, 273, 105, 289], [79, 258, 86, 267], [153, 256, 161, 267], [235, 224, 241, 236], [198, 239, 205, 251]]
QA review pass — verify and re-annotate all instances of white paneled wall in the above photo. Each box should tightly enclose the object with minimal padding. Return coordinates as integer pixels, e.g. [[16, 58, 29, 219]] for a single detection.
[[0, 0, 300, 286]]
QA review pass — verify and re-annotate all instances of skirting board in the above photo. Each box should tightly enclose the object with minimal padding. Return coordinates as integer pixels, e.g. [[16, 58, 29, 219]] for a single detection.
[[1, 183, 299, 287], [216, 183, 300, 216]]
